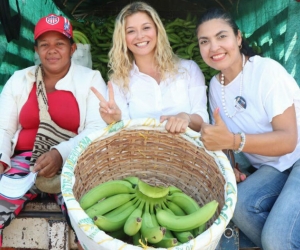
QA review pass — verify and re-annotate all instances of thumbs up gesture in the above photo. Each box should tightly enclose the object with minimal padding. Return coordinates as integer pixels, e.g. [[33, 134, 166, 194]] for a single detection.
[[200, 108, 233, 151]]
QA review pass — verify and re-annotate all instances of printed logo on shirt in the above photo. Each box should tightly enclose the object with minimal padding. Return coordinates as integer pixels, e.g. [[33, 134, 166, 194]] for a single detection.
[[234, 96, 247, 111]]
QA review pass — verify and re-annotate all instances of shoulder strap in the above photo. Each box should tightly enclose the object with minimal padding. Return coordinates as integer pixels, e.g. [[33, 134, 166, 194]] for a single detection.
[[35, 65, 52, 121]]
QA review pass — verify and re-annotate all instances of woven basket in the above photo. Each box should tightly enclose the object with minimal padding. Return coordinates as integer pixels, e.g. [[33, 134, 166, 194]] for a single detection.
[[62, 118, 237, 250]]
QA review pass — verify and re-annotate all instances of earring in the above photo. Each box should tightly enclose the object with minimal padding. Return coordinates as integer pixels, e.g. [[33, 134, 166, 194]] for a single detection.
[[239, 44, 242, 50]]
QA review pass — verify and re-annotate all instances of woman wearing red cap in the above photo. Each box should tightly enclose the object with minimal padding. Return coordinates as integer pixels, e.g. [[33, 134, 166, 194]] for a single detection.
[[0, 14, 106, 247], [91, 2, 209, 133]]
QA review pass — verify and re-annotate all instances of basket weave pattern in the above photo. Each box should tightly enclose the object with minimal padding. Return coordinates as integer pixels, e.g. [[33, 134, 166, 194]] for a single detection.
[[73, 129, 225, 226], [62, 119, 237, 250]]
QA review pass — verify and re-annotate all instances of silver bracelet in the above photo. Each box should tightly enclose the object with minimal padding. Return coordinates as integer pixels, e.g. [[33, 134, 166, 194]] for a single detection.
[[234, 132, 246, 154]]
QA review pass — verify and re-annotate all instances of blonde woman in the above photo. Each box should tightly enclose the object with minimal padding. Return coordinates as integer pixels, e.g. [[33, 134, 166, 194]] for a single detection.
[[92, 1, 208, 133]]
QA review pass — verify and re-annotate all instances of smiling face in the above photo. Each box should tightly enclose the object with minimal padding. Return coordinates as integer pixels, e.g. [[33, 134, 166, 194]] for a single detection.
[[197, 18, 242, 72], [125, 12, 157, 60], [35, 31, 76, 76]]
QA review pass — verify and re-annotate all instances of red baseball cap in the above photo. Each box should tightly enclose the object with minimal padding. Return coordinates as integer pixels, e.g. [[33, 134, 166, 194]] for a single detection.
[[34, 14, 73, 40]]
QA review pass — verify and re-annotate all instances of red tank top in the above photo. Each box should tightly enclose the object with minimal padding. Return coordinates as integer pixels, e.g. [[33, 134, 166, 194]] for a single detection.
[[15, 84, 80, 151]]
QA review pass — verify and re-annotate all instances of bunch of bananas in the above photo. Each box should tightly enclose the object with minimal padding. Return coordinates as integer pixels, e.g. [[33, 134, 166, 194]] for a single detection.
[[163, 13, 219, 84], [70, 13, 218, 84], [80, 176, 218, 247], [72, 30, 91, 45], [71, 17, 115, 80]]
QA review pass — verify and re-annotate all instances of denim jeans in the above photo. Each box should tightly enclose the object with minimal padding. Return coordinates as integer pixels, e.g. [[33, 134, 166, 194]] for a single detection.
[[232, 158, 300, 250]]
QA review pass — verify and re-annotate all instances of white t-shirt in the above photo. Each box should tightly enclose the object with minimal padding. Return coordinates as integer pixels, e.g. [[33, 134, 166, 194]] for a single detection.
[[112, 59, 209, 123], [209, 55, 300, 171]]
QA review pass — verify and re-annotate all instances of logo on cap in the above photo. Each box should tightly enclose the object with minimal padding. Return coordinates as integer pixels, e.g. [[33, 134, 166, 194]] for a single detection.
[[46, 15, 60, 25]]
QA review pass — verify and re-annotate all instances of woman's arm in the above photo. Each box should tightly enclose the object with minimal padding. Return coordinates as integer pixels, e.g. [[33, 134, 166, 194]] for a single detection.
[[160, 60, 209, 133], [242, 105, 297, 156], [0, 74, 20, 169], [201, 106, 297, 156]]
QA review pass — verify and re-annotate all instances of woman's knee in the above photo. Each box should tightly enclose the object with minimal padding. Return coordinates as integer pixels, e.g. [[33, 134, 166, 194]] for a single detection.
[[262, 211, 300, 250]]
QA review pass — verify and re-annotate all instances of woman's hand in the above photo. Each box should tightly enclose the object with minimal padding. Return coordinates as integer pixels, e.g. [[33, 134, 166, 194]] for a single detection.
[[32, 149, 62, 178], [201, 108, 233, 151], [91, 81, 121, 124], [160, 112, 190, 133], [234, 167, 247, 183]]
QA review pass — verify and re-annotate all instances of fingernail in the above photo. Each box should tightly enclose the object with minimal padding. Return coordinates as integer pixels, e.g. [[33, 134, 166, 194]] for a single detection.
[[241, 174, 246, 181]]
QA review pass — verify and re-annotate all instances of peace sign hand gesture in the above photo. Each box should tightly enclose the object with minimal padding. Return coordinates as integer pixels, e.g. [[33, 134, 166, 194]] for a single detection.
[[91, 81, 121, 124]]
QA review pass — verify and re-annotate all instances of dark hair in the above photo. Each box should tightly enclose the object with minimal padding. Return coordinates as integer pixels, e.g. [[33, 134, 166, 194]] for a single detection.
[[196, 8, 256, 57]]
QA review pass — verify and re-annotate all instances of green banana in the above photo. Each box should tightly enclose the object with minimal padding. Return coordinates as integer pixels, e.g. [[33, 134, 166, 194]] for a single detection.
[[152, 236, 178, 248], [165, 200, 185, 216], [85, 193, 136, 218], [151, 227, 179, 247], [165, 28, 175, 34], [165, 18, 183, 29], [182, 37, 194, 44], [132, 230, 145, 247], [168, 185, 183, 195], [167, 192, 200, 214], [193, 222, 206, 237], [96, 34, 111, 41], [104, 196, 139, 218], [73, 30, 90, 44], [160, 203, 193, 243], [175, 47, 187, 54], [70, 20, 86, 31], [107, 228, 127, 240], [140, 202, 166, 244], [168, 33, 183, 44], [91, 22, 96, 31], [123, 176, 139, 187], [187, 42, 198, 57], [93, 199, 140, 232], [123, 200, 144, 236], [156, 200, 219, 232], [174, 230, 194, 243], [79, 179, 135, 210], [97, 55, 109, 64], [137, 179, 169, 199], [73, 33, 85, 44], [97, 43, 112, 48], [72, 35, 80, 44]]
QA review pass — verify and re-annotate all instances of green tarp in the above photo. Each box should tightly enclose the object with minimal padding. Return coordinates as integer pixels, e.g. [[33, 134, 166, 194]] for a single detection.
[[234, 0, 299, 85]]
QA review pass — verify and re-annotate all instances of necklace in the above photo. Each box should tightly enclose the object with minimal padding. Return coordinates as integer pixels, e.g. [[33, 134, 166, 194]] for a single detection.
[[221, 54, 245, 118]]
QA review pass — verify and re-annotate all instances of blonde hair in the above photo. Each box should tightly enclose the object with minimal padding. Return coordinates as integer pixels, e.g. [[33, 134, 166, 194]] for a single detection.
[[108, 1, 179, 90]]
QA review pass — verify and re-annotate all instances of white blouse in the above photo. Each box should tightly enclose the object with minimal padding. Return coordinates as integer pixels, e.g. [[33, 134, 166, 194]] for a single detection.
[[112, 59, 209, 123], [209, 56, 300, 171]]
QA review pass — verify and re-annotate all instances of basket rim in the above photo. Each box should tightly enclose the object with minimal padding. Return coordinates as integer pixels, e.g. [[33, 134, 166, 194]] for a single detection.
[[62, 118, 237, 250]]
